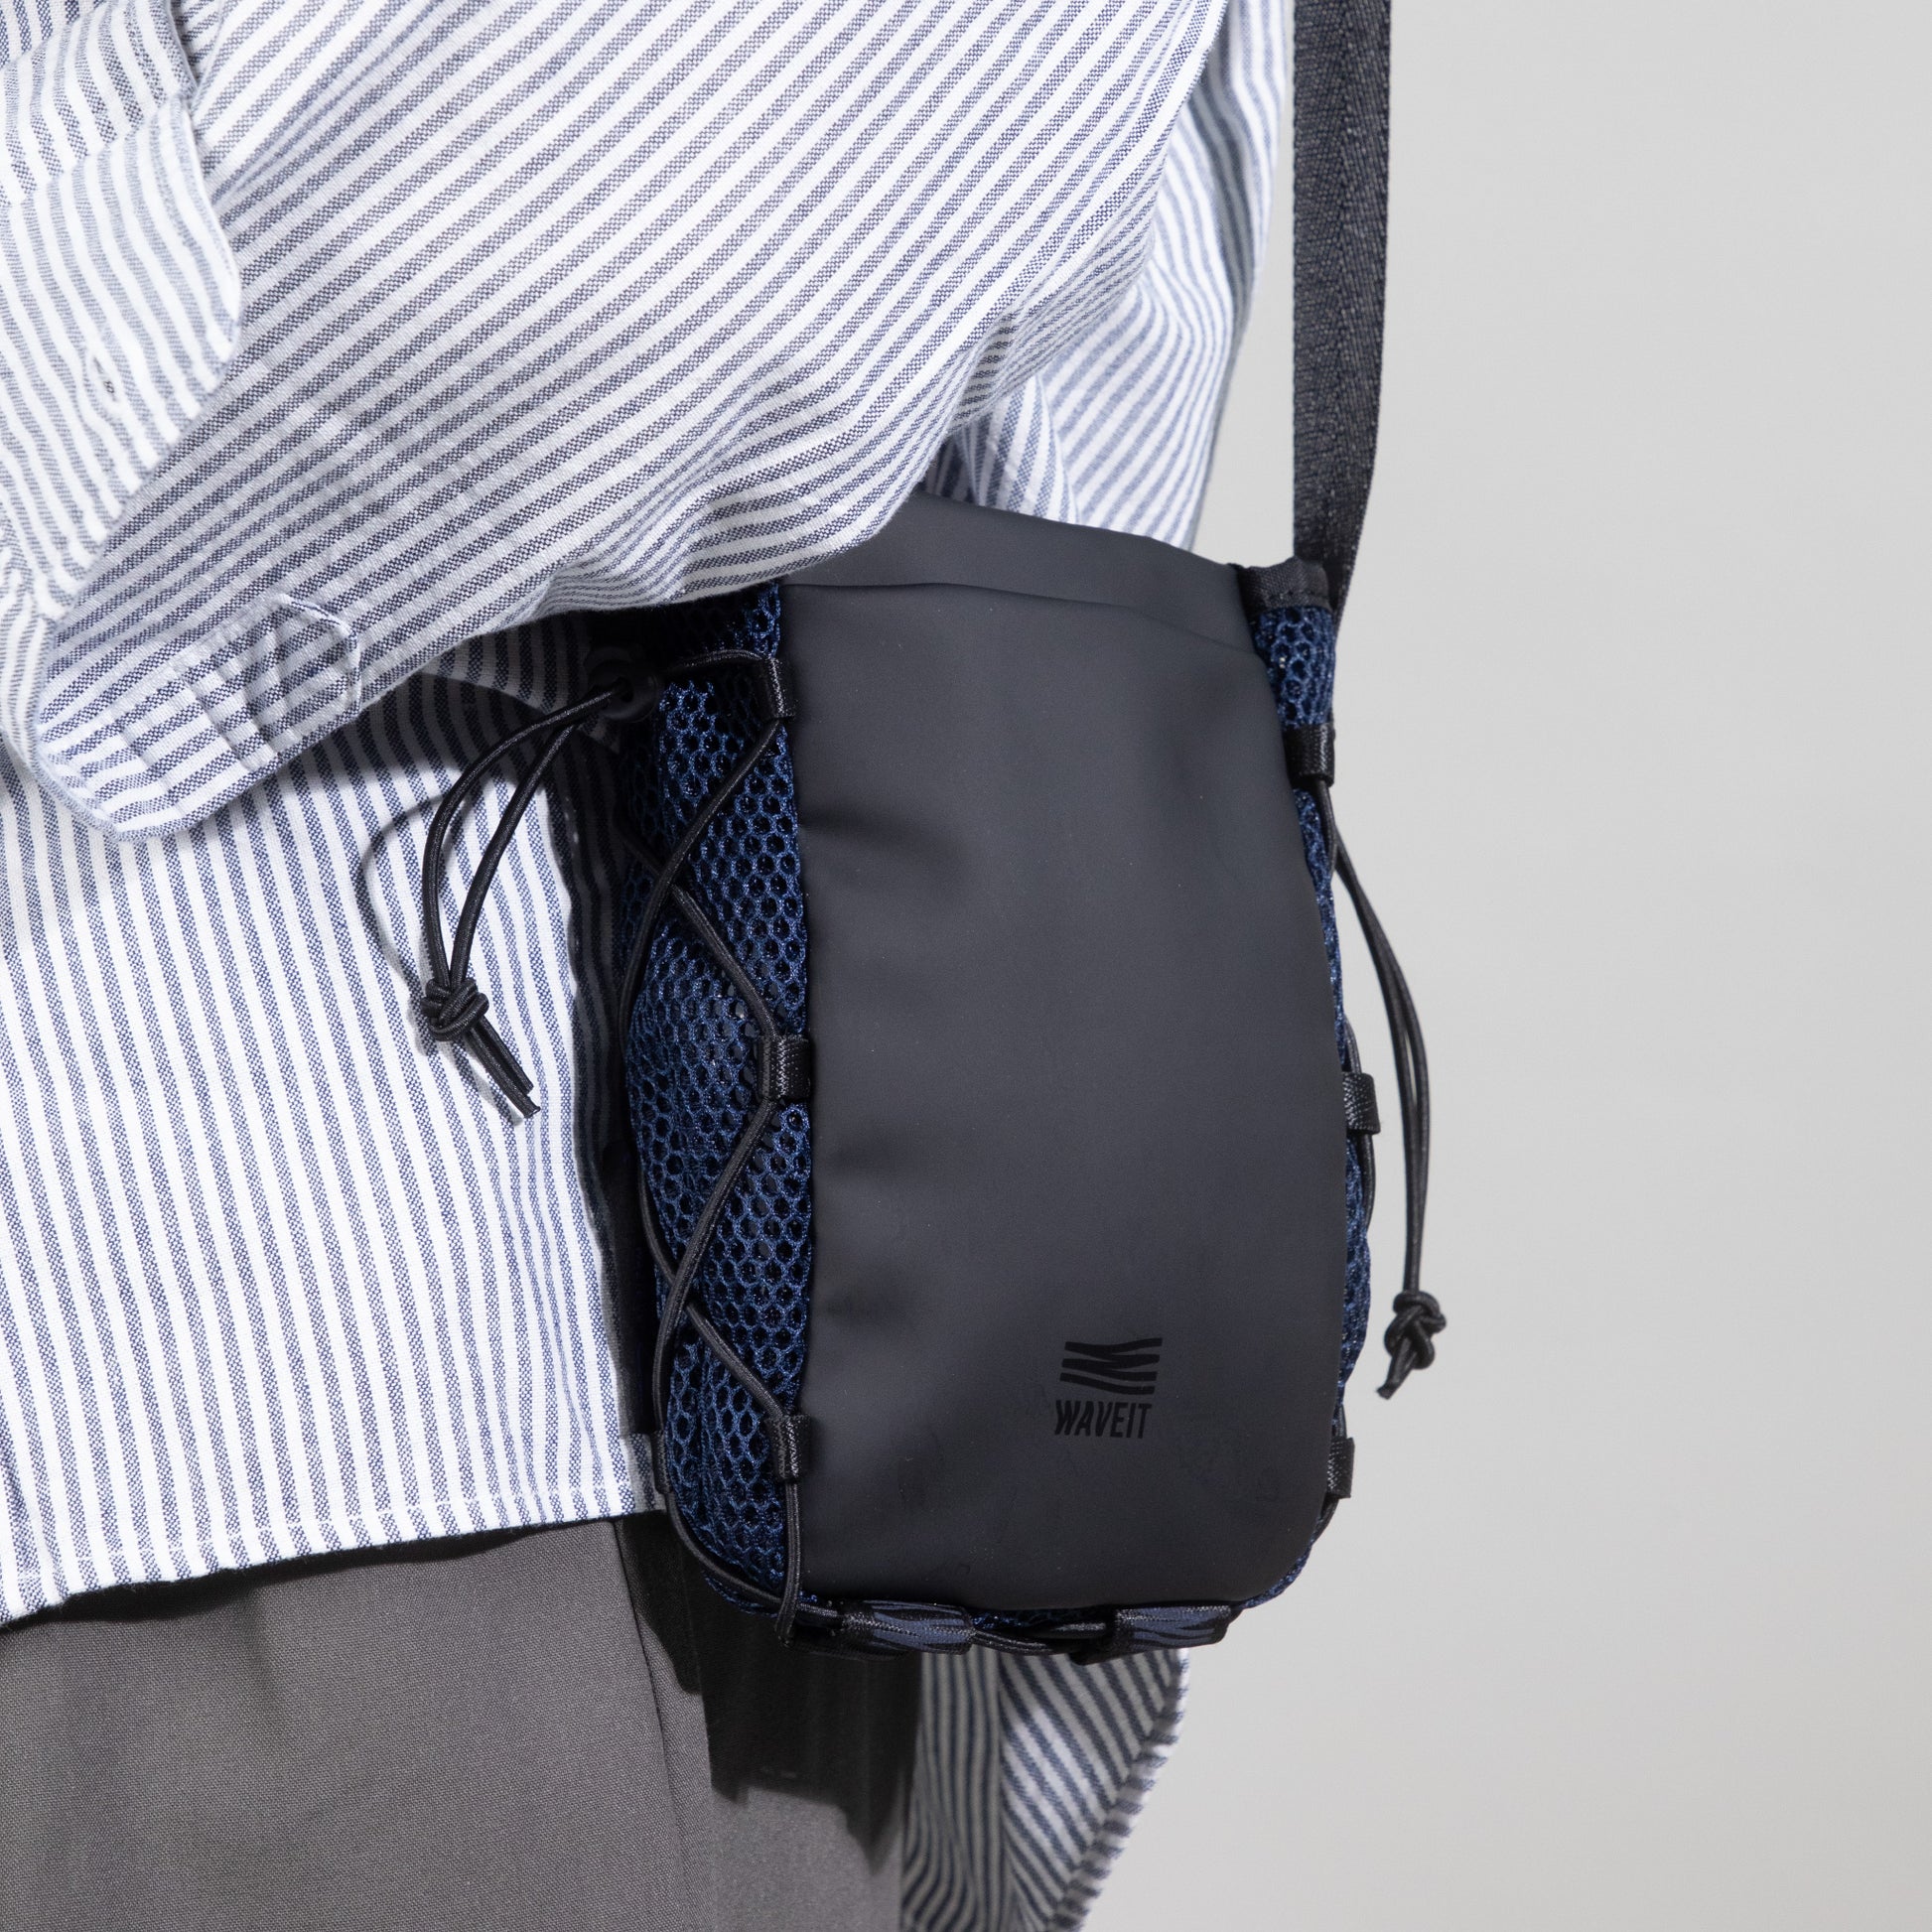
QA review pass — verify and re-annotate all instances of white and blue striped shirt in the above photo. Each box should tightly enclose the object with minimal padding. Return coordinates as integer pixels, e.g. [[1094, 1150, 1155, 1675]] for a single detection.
[[0, 0, 1283, 1921]]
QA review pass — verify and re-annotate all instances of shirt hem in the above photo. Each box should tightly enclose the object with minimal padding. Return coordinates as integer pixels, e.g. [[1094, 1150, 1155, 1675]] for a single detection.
[[0, 1474, 652, 1628]]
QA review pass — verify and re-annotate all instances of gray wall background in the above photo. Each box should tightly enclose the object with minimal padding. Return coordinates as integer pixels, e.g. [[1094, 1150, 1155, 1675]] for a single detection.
[[1093, 4, 1931, 1926]]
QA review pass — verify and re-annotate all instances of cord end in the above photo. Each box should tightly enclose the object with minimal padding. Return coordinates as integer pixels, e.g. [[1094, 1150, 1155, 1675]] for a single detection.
[[1376, 1289, 1446, 1398], [421, 975, 539, 1117]]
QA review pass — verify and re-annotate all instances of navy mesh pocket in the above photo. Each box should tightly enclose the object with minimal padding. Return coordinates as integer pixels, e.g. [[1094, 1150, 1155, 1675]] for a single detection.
[[1250, 600, 1374, 1393], [621, 585, 811, 1591]]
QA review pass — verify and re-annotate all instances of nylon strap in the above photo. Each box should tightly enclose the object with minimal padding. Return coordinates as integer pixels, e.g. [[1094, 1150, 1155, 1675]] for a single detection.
[[1293, 0, 1391, 618]]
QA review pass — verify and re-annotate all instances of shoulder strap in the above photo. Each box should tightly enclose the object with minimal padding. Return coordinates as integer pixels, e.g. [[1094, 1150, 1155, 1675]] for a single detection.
[[1293, 0, 1391, 619], [1274, 6, 1443, 1400]]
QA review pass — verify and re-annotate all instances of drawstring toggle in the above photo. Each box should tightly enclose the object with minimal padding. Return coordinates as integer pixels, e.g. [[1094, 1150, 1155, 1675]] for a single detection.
[[1377, 1289, 1447, 1399], [419, 974, 489, 1043]]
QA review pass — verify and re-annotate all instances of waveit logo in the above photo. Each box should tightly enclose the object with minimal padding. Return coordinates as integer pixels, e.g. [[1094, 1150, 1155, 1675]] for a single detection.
[[1052, 1336, 1161, 1440]]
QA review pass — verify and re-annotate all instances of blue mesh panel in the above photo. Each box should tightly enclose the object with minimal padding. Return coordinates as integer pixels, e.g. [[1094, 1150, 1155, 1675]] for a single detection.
[[620, 584, 810, 1590], [1236, 596, 1375, 1613], [1249, 601, 1373, 1394]]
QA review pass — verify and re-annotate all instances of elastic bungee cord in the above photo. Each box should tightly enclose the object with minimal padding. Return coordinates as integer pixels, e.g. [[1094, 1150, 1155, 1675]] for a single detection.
[[419, 684, 623, 1116], [1334, 843, 1442, 1395], [1284, 722, 1444, 1397], [419, 646, 826, 1640]]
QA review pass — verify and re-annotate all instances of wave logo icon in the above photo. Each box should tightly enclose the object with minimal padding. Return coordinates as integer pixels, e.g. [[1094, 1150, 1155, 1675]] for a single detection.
[[1057, 1337, 1162, 1398]]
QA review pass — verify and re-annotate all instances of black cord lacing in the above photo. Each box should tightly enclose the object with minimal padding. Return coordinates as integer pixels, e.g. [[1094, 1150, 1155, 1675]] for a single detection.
[[1295, 752, 1444, 1397], [606, 650, 822, 1642], [418, 647, 828, 1640], [1334, 841, 1443, 1395]]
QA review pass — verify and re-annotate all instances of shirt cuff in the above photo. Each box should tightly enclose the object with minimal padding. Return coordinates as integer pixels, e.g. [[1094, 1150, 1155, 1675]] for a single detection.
[[0, 0, 239, 792]]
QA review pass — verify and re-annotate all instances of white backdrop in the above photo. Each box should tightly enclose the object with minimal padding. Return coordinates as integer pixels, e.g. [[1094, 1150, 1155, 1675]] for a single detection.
[[1093, 4, 1932, 1926]]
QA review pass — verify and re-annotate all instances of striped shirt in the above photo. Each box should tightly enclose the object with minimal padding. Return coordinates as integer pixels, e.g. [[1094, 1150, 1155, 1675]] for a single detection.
[[0, 0, 1284, 1922]]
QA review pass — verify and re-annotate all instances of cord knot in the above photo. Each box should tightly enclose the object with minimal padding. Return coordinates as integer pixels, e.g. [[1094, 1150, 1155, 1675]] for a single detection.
[[1377, 1289, 1446, 1398], [420, 975, 489, 1043]]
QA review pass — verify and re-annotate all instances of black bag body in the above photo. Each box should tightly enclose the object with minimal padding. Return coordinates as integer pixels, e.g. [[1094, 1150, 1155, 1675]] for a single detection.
[[609, 491, 1389, 1656]]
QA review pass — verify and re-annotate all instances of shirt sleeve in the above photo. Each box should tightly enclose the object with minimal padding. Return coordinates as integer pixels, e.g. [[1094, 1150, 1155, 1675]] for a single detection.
[[0, 0, 239, 801], [4, 0, 1240, 845]]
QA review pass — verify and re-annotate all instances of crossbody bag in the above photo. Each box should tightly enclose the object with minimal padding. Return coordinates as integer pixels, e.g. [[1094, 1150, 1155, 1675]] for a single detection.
[[423, 0, 1441, 1659]]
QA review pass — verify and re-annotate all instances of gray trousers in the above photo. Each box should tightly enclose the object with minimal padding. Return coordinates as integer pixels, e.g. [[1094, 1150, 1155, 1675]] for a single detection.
[[0, 1518, 919, 1931]]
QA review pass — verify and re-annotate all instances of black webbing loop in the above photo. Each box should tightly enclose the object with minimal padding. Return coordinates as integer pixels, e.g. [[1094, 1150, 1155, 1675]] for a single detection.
[[1284, 722, 1336, 786], [1294, 0, 1391, 620], [1311, 1415, 1355, 1542], [758, 1035, 814, 1103], [754, 657, 797, 723], [765, 1412, 812, 1484], [1340, 1068, 1380, 1136], [1239, 557, 1331, 616], [1327, 1428, 1356, 1501], [1340, 1018, 1377, 1220]]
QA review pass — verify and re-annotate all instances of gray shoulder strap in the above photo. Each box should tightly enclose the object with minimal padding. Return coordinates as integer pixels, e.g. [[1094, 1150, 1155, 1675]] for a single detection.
[[1293, 0, 1391, 618]]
